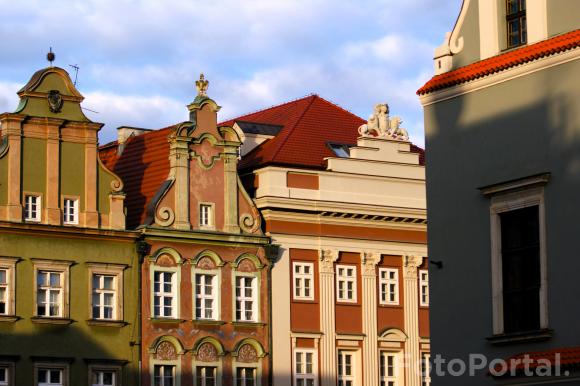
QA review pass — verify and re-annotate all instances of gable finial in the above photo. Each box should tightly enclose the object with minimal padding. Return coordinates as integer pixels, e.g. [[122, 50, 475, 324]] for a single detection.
[[195, 73, 209, 97], [46, 47, 55, 67]]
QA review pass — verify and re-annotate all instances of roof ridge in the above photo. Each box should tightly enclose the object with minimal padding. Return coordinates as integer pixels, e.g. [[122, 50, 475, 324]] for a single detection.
[[218, 94, 318, 125]]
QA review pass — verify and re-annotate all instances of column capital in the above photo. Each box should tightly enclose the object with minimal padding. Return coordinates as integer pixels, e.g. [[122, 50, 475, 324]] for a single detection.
[[319, 249, 339, 273], [403, 255, 424, 278], [360, 251, 381, 276]]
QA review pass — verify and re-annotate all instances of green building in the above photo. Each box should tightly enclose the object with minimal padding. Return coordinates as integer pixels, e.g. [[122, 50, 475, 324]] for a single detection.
[[0, 66, 140, 386]]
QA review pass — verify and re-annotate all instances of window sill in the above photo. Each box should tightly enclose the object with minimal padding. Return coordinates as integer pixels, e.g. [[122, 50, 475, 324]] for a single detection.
[[378, 303, 402, 308], [231, 321, 266, 327], [0, 315, 20, 323], [192, 319, 226, 326], [86, 319, 127, 327], [335, 301, 359, 306], [31, 317, 73, 325], [292, 299, 317, 304], [149, 318, 185, 324], [486, 329, 553, 345]]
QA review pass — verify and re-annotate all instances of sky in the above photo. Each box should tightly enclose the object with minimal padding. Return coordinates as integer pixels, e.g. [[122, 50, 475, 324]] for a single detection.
[[0, 0, 462, 147]]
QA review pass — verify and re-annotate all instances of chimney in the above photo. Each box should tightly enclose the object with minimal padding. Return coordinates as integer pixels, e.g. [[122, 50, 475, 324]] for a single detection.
[[116, 126, 151, 154]]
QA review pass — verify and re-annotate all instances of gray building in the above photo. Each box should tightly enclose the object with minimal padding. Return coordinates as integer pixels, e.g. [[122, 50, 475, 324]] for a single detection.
[[419, 1, 580, 385]]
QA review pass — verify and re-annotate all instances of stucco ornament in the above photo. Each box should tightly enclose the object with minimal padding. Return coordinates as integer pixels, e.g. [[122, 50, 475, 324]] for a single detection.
[[47, 90, 63, 113], [319, 249, 339, 273], [358, 103, 409, 141], [155, 206, 175, 227], [361, 252, 381, 276], [196, 73, 209, 96], [197, 256, 216, 270], [156, 341, 178, 361], [403, 255, 423, 278], [197, 343, 218, 362], [237, 344, 258, 363]]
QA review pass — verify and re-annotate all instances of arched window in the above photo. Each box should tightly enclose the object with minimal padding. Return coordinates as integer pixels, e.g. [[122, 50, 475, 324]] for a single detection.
[[192, 338, 225, 386], [148, 336, 185, 386]]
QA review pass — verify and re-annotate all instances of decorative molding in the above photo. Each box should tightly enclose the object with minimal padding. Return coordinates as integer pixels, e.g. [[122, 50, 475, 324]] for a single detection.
[[318, 249, 339, 273], [155, 206, 175, 227], [197, 343, 218, 362], [360, 251, 381, 276], [479, 173, 550, 196], [403, 255, 423, 278], [449, 0, 470, 54]]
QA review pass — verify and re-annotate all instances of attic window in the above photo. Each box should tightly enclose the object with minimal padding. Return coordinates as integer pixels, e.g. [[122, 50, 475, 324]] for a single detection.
[[328, 144, 351, 158]]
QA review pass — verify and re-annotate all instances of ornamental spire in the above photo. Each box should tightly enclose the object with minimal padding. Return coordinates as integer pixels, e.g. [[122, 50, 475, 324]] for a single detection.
[[195, 73, 209, 97]]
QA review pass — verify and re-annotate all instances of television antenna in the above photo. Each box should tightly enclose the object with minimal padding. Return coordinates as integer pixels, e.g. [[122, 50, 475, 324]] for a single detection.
[[69, 64, 80, 86]]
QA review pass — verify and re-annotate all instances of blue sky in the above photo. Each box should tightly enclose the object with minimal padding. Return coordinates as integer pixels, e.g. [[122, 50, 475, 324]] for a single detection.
[[0, 0, 462, 146]]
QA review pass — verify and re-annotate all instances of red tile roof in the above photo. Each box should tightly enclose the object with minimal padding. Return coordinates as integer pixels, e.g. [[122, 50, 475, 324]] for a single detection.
[[418, 29, 580, 95], [493, 346, 580, 376], [221, 94, 424, 170]]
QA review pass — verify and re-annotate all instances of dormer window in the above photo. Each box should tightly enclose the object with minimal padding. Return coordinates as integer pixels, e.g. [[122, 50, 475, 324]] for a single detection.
[[506, 0, 527, 48]]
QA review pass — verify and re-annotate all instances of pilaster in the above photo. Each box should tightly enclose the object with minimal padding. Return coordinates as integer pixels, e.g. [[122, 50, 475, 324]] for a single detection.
[[169, 137, 191, 230], [403, 255, 423, 386], [2, 115, 25, 222], [45, 122, 61, 225], [223, 149, 240, 233], [361, 251, 381, 386], [83, 137, 99, 228], [319, 249, 339, 386]]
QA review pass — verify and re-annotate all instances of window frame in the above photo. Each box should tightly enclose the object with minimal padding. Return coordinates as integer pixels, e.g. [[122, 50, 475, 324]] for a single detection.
[[293, 348, 317, 386], [152, 364, 176, 386], [234, 366, 258, 386], [24, 193, 42, 222], [151, 268, 179, 319], [234, 273, 259, 323], [87, 263, 125, 323], [34, 363, 68, 386], [337, 349, 359, 386], [0, 257, 18, 317], [32, 260, 72, 320], [421, 352, 431, 386], [419, 269, 429, 307], [292, 262, 314, 301], [199, 202, 215, 229], [379, 351, 401, 386], [61, 196, 79, 225], [378, 268, 399, 306], [487, 183, 548, 335], [192, 269, 220, 321], [0, 362, 14, 386], [335, 265, 357, 303], [505, 0, 527, 48], [88, 364, 122, 386]]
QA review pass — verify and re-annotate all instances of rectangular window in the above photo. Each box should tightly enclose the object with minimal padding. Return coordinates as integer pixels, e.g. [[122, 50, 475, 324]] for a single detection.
[[196, 366, 216, 386], [380, 352, 398, 386], [0, 269, 8, 315], [336, 265, 357, 302], [91, 370, 115, 386], [506, 0, 527, 48], [293, 262, 314, 301], [236, 367, 256, 386], [92, 274, 116, 320], [421, 353, 431, 386], [25, 195, 41, 222], [294, 349, 316, 386], [379, 268, 399, 305], [337, 351, 355, 386], [153, 365, 174, 386], [200, 204, 213, 227], [419, 270, 429, 307], [195, 273, 217, 320], [0, 367, 8, 386], [500, 206, 540, 333], [235, 276, 257, 322], [38, 368, 62, 386], [153, 271, 176, 318], [37, 271, 62, 317], [62, 198, 78, 225]]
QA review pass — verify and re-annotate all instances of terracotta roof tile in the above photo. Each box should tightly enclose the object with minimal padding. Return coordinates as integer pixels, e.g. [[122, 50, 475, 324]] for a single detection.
[[418, 29, 580, 95], [493, 346, 580, 376]]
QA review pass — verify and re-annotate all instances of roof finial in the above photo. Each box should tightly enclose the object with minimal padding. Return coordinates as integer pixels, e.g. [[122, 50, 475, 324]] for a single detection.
[[47, 47, 55, 67], [195, 73, 209, 97]]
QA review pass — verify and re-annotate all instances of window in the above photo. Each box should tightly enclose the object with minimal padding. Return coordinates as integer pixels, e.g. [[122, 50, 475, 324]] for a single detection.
[[196, 366, 216, 386], [235, 367, 256, 386], [38, 368, 63, 386], [0, 367, 8, 386], [379, 268, 399, 305], [419, 270, 429, 307], [154, 365, 175, 386], [293, 263, 314, 301], [91, 370, 115, 386], [153, 271, 176, 318], [195, 273, 217, 320], [0, 269, 7, 315], [92, 274, 116, 320], [235, 276, 257, 322], [506, 0, 526, 48], [337, 351, 356, 386], [199, 204, 213, 228], [336, 265, 357, 302], [380, 352, 399, 386], [37, 271, 63, 317], [421, 353, 431, 386], [294, 349, 316, 386], [0, 258, 16, 317], [62, 198, 78, 225], [24, 194, 41, 222], [328, 143, 351, 158]]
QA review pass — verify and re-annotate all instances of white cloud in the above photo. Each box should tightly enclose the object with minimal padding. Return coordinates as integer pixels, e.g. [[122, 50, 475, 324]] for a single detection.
[[0, 82, 22, 113]]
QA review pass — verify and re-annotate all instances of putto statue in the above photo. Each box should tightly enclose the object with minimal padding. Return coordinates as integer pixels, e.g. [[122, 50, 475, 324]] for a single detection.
[[358, 103, 409, 141]]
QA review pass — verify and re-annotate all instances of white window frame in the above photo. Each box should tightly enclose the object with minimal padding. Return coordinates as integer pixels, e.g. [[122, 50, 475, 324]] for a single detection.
[[419, 270, 429, 307], [234, 366, 257, 386], [336, 265, 357, 303], [195, 365, 219, 386], [32, 260, 72, 319], [193, 271, 219, 321], [487, 184, 548, 335], [234, 273, 258, 322], [88, 364, 121, 386], [421, 353, 431, 386], [152, 364, 176, 386], [62, 197, 79, 225], [24, 193, 42, 222], [152, 269, 178, 319], [0, 363, 14, 386], [379, 268, 399, 306], [292, 262, 314, 301], [0, 366, 6, 386], [379, 351, 401, 386], [293, 348, 317, 386], [35, 363, 68, 386], [337, 350, 358, 386], [88, 263, 125, 322], [199, 203, 215, 229], [0, 257, 17, 317]]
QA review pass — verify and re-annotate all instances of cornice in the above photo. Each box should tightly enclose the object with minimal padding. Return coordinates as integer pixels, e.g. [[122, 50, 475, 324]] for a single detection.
[[139, 227, 270, 246], [0, 221, 138, 242]]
